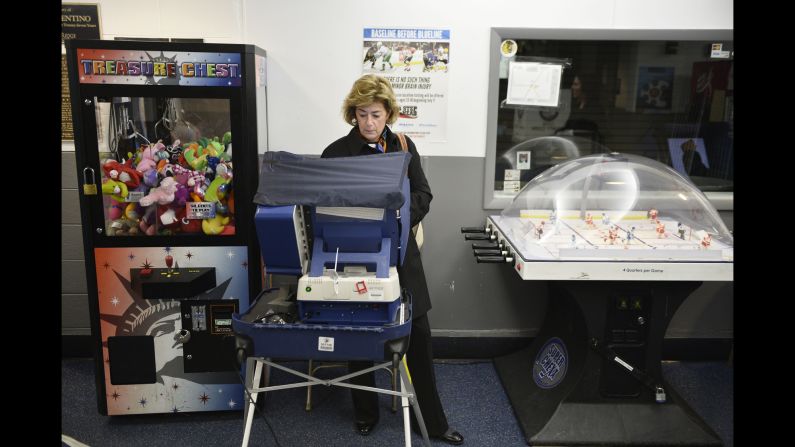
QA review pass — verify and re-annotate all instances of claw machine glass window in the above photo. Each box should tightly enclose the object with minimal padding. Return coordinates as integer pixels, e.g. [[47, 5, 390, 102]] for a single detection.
[[95, 96, 236, 237]]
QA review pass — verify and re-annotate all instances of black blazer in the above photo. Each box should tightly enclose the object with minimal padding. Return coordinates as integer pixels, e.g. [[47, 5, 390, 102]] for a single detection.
[[322, 126, 434, 317]]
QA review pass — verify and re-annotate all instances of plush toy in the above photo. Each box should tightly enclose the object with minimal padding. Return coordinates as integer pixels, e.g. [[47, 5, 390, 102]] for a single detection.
[[204, 176, 231, 203], [215, 161, 233, 180], [101, 178, 129, 203], [141, 169, 159, 188], [135, 144, 158, 174], [139, 177, 177, 206], [183, 142, 209, 172], [202, 214, 230, 235], [138, 206, 157, 236], [167, 164, 207, 198], [106, 218, 140, 236], [124, 203, 141, 222], [171, 176, 190, 208], [106, 199, 124, 220], [164, 139, 182, 164], [157, 205, 186, 234], [102, 159, 141, 189]]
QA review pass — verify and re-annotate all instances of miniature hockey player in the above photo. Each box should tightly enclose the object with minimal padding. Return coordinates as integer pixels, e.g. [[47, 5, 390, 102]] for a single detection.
[[584, 212, 594, 228], [601, 212, 610, 226], [624, 226, 636, 248], [535, 221, 545, 239], [648, 208, 659, 221], [549, 209, 557, 225], [700, 233, 712, 249], [677, 222, 686, 240], [604, 225, 619, 245], [656, 220, 666, 238]]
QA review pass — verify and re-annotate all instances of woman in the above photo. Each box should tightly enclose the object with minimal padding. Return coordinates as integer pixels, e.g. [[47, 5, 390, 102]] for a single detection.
[[321, 74, 464, 445]]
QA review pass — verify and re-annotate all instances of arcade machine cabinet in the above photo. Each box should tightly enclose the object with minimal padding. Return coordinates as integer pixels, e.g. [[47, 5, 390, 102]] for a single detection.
[[65, 39, 267, 415], [462, 152, 732, 446]]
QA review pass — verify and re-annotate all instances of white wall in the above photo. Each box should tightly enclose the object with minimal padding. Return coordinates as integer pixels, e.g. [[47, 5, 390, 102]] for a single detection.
[[62, 0, 733, 156], [244, 0, 732, 156], [91, 0, 244, 42]]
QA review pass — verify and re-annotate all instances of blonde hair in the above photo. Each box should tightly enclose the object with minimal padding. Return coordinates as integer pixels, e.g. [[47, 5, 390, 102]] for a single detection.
[[342, 74, 400, 125]]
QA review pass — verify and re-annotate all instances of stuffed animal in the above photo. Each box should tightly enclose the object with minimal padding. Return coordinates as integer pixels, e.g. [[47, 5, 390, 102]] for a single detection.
[[101, 178, 129, 203], [102, 159, 141, 189], [202, 214, 230, 235], [183, 142, 209, 172], [157, 205, 186, 234], [138, 206, 157, 236], [106, 199, 124, 220], [135, 144, 158, 174], [106, 218, 140, 236], [139, 177, 177, 206], [204, 176, 231, 203]]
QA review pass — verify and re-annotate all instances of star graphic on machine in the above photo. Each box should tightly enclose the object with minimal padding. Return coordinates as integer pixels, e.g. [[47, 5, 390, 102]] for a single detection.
[[199, 393, 211, 404], [143, 51, 180, 86]]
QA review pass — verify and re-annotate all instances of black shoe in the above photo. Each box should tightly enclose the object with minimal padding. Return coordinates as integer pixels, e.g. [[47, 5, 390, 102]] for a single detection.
[[355, 422, 376, 436], [434, 429, 464, 445]]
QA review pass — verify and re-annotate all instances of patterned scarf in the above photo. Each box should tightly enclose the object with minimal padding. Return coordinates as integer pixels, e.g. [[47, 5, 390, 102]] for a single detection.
[[367, 129, 388, 153]]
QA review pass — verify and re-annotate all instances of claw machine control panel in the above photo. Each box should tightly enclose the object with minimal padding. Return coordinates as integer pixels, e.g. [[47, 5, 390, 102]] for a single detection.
[[65, 40, 268, 415]]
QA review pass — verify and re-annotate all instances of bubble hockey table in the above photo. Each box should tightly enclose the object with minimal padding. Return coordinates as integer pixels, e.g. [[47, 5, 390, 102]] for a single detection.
[[463, 213, 732, 446]]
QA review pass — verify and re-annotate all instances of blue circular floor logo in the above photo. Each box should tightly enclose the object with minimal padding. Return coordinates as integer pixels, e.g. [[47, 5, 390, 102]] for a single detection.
[[533, 337, 568, 389]]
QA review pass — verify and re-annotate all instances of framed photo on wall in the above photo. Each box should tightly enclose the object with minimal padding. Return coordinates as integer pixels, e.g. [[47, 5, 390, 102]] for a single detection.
[[636, 66, 674, 111]]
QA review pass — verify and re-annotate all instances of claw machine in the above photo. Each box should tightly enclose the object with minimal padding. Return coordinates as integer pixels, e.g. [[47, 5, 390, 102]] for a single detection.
[[65, 39, 268, 415]]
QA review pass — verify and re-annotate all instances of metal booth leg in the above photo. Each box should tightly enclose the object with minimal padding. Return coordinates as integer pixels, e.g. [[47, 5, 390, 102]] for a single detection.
[[241, 357, 265, 447], [399, 357, 431, 447]]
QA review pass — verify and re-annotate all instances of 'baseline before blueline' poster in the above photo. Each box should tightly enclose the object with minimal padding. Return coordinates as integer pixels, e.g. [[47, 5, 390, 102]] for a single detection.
[[362, 28, 449, 142]]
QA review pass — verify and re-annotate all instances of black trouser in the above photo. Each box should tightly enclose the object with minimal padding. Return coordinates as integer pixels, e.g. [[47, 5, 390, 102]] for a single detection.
[[349, 313, 449, 436]]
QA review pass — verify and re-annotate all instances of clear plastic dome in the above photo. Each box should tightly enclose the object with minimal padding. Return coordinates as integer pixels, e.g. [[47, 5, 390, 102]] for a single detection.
[[493, 152, 733, 262]]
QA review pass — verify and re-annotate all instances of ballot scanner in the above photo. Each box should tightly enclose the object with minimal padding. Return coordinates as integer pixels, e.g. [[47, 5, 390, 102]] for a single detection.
[[251, 150, 411, 325]]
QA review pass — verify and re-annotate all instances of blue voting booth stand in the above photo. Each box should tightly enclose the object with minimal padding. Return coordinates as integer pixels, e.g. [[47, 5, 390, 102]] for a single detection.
[[232, 151, 431, 447]]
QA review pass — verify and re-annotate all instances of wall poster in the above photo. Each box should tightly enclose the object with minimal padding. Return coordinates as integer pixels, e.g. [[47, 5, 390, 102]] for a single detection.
[[362, 28, 450, 142], [636, 66, 674, 112]]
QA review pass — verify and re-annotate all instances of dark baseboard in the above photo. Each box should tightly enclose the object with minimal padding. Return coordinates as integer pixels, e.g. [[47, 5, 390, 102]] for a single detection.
[[63, 334, 733, 362], [62, 335, 94, 358], [660, 338, 734, 361]]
